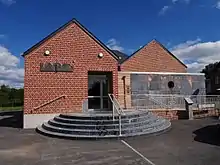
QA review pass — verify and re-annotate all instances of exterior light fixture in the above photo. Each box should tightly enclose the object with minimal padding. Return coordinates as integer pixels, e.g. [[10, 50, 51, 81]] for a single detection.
[[98, 53, 104, 58], [44, 50, 50, 56]]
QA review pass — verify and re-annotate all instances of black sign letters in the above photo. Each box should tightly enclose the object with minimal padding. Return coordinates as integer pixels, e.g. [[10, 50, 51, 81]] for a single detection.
[[40, 62, 73, 72]]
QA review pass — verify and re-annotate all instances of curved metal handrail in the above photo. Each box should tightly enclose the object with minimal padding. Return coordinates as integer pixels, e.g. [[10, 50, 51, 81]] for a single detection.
[[109, 94, 124, 114], [108, 94, 124, 136], [32, 95, 66, 112]]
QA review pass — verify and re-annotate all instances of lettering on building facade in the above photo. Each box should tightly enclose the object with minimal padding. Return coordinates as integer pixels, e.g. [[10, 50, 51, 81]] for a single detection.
[[40, 63, 73, 72]]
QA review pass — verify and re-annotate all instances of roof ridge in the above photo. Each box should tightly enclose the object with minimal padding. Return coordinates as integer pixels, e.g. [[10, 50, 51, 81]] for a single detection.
[[22, 18, 119, 60], [119, 40, 152, 64], [119, 39, 187, 68], [152, 40, 187, 68]]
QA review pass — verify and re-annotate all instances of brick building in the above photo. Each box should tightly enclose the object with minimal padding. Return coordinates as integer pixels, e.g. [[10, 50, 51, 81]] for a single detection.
[[202, 62, 220, 95], [22, 19, 204, 128]]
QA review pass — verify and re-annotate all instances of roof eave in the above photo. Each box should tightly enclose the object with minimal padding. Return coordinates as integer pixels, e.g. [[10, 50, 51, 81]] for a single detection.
[[154, 39, 187, 68], [21, 18, 119, 60], [119, 40, 187, 68]]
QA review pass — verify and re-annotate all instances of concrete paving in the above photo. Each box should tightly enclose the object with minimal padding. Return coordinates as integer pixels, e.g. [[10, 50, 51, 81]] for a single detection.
[[125, 118, 220, 165], [0, 117, 220, 165]]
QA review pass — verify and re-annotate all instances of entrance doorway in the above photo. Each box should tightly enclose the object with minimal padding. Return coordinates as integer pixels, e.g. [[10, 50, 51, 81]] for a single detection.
[[88, 72, 113, 111]]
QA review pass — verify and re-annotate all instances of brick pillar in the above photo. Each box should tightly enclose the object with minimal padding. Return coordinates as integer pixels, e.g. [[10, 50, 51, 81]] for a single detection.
[[118, 72, 132, 109]]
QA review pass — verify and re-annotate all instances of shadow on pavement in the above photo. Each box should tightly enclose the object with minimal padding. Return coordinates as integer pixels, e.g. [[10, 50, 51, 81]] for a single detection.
[[177, 111, 189, 119], [0, 111, 23, 128], [193, 124, 220, 146]]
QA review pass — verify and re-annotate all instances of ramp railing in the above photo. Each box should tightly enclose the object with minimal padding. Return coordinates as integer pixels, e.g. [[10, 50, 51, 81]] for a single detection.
[[108, 94, 124, 136]]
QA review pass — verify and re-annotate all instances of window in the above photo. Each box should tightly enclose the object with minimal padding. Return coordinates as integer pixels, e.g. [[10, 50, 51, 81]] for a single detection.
[[168, 81, 175, 89], [215, 76, 220, 85]]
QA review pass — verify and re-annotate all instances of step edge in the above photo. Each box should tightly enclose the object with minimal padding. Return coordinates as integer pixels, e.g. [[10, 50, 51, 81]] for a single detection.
[[49, 116, 159, 127], [36, 122, 171, 139], [42, 119, 169, 132], [54, 113, 156, 122]]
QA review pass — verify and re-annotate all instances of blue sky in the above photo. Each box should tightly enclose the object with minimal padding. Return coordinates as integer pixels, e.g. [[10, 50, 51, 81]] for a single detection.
[[1, 0, 220, 87]]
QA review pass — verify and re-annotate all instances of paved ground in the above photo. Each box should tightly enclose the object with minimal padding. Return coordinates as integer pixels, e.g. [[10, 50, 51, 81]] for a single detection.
[[0, 116, 220, 165]]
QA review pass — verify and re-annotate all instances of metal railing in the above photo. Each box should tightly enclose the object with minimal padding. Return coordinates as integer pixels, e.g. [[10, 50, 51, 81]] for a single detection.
[[190, 95, 220, 110], [33, 95, 66, 112], [108, 94, 124, 136], [131, 94, 186, 110], [123, 94, 220, 111]]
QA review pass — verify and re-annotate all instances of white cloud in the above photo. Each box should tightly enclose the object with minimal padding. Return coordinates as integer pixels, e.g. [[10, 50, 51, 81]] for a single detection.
[[0, 34, 6, 39], [106, 38, 124, 52], [158, 6, 171, 15], [159, 0, 192, 16], [216, 1, 220, 9], [0, 0, 16, 6], [171, 39, 220, 73], [0, 46, 19, 67], [0, 45, 24, 88], [172, 0, 191, 4], [172, 38, 201, 50]]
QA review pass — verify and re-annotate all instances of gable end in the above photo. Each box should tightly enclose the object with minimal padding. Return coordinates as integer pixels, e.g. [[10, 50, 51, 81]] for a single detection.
[[22, 18, 119, 60], [121, 40, 187, 68]]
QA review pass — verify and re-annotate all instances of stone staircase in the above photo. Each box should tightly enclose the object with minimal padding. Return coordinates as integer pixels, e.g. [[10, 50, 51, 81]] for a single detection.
[[36, 110, 171, 139]]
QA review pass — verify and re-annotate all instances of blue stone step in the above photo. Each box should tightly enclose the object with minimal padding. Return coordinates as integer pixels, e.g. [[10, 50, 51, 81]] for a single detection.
[[36, 120, 171, 139], [48, 119, 120, 130], [53, 113, 154, 125], [59, 111, 149, 120], [48, 116, 159, 130], [36, 110, 172, 139], [41, 118, 167, 136]]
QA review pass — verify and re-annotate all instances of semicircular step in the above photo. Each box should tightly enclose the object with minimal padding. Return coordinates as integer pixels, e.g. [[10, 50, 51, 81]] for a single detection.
[[36, 110, 171, 139]]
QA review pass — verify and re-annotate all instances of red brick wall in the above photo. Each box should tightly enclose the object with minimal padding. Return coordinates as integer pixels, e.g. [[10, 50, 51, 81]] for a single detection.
[[151, 109, 219, 120], [24, 22, 118, 114], [193, 109, 219, 119], [150, 110, 179, 120], [121, 40, 187, 73]]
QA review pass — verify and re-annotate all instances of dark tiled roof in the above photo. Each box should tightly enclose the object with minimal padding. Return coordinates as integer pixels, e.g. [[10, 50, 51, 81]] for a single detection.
[[111, 50, 129, 64]]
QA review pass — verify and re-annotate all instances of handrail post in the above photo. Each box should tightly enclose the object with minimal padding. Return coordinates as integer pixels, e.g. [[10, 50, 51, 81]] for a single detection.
[[119, 114, 122, 136], [113, 104, 115, 121], [108, 93, 123, 137]]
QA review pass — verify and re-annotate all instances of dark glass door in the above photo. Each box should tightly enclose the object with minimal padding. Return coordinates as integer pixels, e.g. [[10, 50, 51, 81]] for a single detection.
[[88, 75, 109, 110]]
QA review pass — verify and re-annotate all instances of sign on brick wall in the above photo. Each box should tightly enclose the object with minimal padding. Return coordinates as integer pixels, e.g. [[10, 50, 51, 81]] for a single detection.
[[40, 62, 73, 72]]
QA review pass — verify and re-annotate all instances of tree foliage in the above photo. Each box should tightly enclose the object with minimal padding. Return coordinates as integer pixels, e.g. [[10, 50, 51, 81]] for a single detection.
[[0, 85, 24, 107]]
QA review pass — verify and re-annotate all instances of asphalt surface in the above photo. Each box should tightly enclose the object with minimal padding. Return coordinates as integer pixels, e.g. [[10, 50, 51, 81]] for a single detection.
[[0, 117, 220, 165]]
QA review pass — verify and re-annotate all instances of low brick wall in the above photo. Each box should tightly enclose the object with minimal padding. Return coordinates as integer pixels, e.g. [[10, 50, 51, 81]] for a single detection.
[[150, 108, 220, 120], [150, 110, 179, 120], [193, 109, 219, 119]]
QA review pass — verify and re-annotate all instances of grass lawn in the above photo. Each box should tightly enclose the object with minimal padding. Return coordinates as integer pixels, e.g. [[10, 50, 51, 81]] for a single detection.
[[0, 106, 23, 111]]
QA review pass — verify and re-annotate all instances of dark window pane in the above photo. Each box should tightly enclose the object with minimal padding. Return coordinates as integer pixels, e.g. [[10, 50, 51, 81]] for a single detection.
[[102, 80, 108, 96], [103, 97, 109, 109], [88, 80, 100, 96], [88, 98, 100, 109]]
